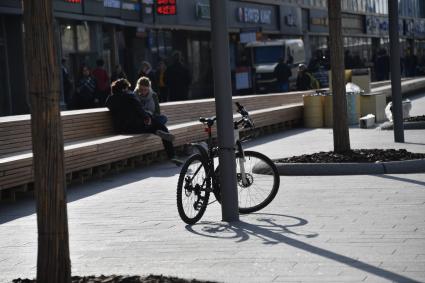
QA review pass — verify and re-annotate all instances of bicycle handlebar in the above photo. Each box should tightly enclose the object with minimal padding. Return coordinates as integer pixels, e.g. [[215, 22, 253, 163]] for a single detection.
[[234, 102, 254, 130], [198, 102, 254, 130]]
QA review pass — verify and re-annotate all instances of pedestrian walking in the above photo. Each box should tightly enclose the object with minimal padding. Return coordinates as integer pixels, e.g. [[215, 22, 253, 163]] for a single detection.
[[155, 60, 168, 102], [165, 51, 191, 101], [75, 65, 97, 109], [92, 58, 110, 106], [61, 58, 74, 109], [111, 64, 127, 82], [137, 61, 156, 91], [296, 64, 320, 91], [273, 57, 292, 92]]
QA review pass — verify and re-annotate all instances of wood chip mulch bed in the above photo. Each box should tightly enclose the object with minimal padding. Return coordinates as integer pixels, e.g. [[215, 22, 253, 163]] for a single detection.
[[276, 149, 425, 163], [12, 275, 218, 283]]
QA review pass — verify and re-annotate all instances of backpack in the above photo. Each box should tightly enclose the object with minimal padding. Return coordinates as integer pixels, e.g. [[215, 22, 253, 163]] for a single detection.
[[306, 72, 320, 89]]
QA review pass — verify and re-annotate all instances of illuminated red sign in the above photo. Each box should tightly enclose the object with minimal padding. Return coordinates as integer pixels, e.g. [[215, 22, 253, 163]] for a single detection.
[[156, 0, 176, 15], [65, 0, 81, 3]]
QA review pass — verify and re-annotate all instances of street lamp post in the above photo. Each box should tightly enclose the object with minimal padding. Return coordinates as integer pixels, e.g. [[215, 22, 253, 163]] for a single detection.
[[210, 0, 239, 222]]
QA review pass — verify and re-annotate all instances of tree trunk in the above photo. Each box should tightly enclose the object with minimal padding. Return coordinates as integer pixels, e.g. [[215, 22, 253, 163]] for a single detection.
[[328, 0, 351, 153], [23, 1, 71, 282]]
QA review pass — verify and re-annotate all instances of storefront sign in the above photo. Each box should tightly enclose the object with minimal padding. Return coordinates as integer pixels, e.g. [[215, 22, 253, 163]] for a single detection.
[[104, 0, 120, 8], [309, 9, 329, 33], [195, 2, 210, 20], [122, 0, 140, 11], [365, 16, 380, 35], [236, 7, 272, 24], [280, 5, 301, 35], [53, 0, 83, 13], [156, 0, 176, 15], [342, 13, 364, 34]]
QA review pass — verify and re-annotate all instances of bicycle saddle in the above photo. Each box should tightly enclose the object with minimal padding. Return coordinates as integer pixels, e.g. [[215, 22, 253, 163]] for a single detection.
[[199, 116, 216, 127]]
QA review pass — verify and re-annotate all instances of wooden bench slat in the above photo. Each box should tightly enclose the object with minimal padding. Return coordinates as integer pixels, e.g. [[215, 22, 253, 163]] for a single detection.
[[0, 93, 306, 192]]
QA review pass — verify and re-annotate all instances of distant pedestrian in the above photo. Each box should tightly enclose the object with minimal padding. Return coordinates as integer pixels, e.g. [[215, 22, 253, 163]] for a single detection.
[[155, 60, 168, 102], [273, 57, 292, 92], [165, 51, 192, 101], [375, 48, 390, 81], [296, 64, 320, 91], [138, 61, 156, 90], [75, 65, 96, 109], [111, 64, 127, 82], [61, 58, 74, 109], [344, 50, 355, 69], [404, 48, 417, 77], [92, 58, 110, 106]]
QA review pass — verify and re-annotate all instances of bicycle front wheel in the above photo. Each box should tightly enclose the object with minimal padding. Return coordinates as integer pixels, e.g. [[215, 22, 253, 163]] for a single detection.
[[236, 150, 280, 214], [177, 154, 210, 224]]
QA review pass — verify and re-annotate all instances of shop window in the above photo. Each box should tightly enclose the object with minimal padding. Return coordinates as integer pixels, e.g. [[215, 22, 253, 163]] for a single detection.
[[77, 24, 90, 52], [61, 25, 76, 53]]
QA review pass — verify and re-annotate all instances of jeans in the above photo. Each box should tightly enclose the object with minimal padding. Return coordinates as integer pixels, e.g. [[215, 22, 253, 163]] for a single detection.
[[145, 118, 175, 158]]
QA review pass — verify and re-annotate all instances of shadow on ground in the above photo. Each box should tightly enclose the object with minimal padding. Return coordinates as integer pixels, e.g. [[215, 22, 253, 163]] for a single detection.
[[0, 162, 180, 224], [186, 213, 421, 283]]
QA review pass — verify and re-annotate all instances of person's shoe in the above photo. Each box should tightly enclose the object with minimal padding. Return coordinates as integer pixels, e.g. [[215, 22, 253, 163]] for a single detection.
[[155, 130, 175, 142], [171, 157, 184, 167]]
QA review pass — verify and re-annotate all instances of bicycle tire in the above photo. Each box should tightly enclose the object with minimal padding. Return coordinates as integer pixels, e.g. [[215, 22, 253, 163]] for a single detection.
[[177, 154, 210, 224], [214, 150, 280, 214]]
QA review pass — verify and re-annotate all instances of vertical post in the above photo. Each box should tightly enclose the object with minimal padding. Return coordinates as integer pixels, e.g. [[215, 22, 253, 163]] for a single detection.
[[388, 0, 404, 143], [328, 0, 351, 153], [210, 0, 239, 222], [23, 0, 71, 282]]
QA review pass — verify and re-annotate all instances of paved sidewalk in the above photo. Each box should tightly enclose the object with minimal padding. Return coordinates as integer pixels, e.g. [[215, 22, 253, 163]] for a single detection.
[[0, 96, 424, 283]]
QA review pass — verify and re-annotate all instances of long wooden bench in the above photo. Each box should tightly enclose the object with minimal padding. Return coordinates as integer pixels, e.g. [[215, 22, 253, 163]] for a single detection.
[[0, 92, 306, 200]]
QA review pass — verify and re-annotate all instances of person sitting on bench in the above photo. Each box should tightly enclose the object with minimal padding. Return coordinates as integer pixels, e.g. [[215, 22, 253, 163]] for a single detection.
[[106, 78, 183, 166]]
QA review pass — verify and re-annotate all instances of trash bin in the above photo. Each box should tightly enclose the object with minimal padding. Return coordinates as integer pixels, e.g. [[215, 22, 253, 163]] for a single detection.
[[323, 86, 361, 127], [360, 92, 387, 122], [351, 68, 371, 94], [303, 93, 325, 128], [328, 69, 352, 91]]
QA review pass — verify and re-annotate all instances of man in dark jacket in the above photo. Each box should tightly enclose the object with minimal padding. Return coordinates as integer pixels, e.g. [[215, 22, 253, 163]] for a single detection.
[[105, 79, 182, 165], [296, 64, 319, 91], [165, 51, 191, 101], [273, 57, 292, 92]]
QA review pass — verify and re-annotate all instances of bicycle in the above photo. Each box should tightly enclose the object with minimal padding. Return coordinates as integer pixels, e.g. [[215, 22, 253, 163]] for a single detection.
[[176, 102, 280, 224]]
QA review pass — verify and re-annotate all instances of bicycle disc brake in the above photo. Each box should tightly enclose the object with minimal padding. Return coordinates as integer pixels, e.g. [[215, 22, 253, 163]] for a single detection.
[[237, 173, 253, 187]]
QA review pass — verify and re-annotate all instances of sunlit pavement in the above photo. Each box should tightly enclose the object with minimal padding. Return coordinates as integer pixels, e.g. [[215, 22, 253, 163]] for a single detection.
[[0, 93, 424, 283]]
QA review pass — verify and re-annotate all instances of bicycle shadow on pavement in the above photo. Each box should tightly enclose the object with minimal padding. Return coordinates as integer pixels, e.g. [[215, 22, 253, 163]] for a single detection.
[[185, 213, 421, 283], [375, 174, 425, 187], [0, 161, 181, 224]]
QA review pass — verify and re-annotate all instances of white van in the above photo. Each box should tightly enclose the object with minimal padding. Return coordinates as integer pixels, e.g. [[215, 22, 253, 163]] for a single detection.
[[246, 39, 305, 93]]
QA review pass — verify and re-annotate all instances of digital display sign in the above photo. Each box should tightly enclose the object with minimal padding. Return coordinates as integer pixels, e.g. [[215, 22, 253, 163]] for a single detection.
[[65, 0, 82, 3], [156, 0, 176, 15]]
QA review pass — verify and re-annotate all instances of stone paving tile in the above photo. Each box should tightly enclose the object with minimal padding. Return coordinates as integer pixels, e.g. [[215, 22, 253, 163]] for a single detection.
[[1, 115, 425, 283]]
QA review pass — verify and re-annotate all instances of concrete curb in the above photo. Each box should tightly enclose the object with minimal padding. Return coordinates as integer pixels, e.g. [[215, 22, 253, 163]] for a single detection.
[[273, 158, 425, 175], [404, 121, 425, 129]]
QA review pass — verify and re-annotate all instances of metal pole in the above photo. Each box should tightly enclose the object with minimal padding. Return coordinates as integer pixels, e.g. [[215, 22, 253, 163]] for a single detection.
[[388, 0, 404, 143], [210, 0, 239, 222]]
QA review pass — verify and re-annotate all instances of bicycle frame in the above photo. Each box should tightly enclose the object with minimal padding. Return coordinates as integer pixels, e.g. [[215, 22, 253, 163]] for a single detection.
[[190, 115, 251, 194]]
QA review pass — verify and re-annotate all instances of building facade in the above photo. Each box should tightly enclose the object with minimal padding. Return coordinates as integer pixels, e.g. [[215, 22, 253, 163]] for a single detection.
[[1, 0, 425, 115]]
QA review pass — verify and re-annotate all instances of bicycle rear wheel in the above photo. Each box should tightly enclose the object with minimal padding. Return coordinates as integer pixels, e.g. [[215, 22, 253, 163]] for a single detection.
[[214, 151, 280, 214], [177, 154, 210, 224]]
